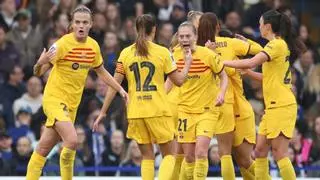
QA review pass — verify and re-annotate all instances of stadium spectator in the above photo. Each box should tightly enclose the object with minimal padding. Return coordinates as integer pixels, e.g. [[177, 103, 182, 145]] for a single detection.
[[75, 125, 94, 175], [57, 0, 77, 15], [6, 9, 43, 77], [102, 31, 120, 75], [100, 130, 125, 176], [7, 106, 36, 144], [0, 65, 25, 128], [0, 131, 13, 161], [156, 22, 174, 48], [105, 3, 121, 32], [118, 16, 136, 47], [0, 25, 20, 84], [120, 140, 141, 177], [294, 50, 316, 109], [91, 0, 108, 14], [290, 121, 312, 167], [43, 12, 69, 43], [11, 136, 33, 176], [12, 76, 43, 117], [170, 1, 187, 31], [0, 0, 16, 32], [89, 12, 107, 47], [207, 142, 220, 177]]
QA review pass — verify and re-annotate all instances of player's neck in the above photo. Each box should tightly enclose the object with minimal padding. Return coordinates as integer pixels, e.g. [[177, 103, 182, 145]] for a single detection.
[[265, 33, 276, 41], [73, 33, 87, 43]]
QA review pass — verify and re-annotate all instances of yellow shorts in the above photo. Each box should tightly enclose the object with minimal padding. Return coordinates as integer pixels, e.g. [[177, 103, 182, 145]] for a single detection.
[[233, 111, 256, 147], [258, 104, 297, 139], [127, 116, 174, 144], [169, 102, 179, 137], [177, 109, 220, 143], [43, 100, 77, 127], [216, 103, 235, 134]]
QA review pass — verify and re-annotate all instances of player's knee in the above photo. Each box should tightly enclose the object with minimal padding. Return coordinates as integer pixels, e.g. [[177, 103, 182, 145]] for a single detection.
[[36, 145, 50, 157], [271, 146, 286, 161], [63, 134, 78, 150], [184, 153, 195, 163], [254, 145, 268, 158], [235, 155, 251, 169], [195, 148, 208, 159]]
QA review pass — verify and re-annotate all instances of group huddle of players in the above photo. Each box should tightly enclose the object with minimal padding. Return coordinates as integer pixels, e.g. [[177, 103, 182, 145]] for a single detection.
[[26, 5, 306, 180]]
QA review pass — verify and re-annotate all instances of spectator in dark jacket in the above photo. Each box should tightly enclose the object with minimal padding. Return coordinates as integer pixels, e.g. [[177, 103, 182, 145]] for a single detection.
[[11, 136, 32, 176], [0, 65, 25, 128], [120, 140, 141, 177], [0, 0, 16, 32], [0, 25, 20, 84]]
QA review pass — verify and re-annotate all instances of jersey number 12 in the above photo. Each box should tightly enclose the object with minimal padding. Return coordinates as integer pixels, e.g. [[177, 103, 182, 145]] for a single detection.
[[129, 61, 157, 91]]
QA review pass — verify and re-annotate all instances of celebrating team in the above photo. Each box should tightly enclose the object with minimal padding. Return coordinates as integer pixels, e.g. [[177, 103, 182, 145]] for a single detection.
[[27, 4, 306, 180]]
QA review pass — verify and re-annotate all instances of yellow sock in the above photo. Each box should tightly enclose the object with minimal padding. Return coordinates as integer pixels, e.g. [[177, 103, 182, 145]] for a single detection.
[[248, 161, 255, 176], [193, 158, 208, 180], [178, 159, 186, 180], [182, 161, 195, 180], [171, 154, 184, 180], [277, 157, 296, 180], [26, 151, 46, 180], [239, 161, 255, 180], [158, 155, 175, 180], [221, 155, 235, 180], [141, 159, 155, 180], [255, 158, 270, 180], [60, 147, 76, 180]]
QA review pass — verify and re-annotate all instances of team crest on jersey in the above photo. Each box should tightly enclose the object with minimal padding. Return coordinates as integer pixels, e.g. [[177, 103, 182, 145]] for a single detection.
[[72, 63, 80, 70]]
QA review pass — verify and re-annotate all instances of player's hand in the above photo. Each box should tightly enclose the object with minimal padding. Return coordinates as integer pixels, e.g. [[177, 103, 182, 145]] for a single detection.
[[92, 113, 106, 132], [237, 69, 248, 75], [205, 40, 217, 51], [37, 48, 55, 66], [119, 88, 129, 106], [184, 47, 192, 65], [215, 91, 225, 106], [235, 34, 248, 42]]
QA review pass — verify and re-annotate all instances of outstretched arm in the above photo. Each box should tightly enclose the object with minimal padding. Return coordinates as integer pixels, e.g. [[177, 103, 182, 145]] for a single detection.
[[223, 52, 268, 69]]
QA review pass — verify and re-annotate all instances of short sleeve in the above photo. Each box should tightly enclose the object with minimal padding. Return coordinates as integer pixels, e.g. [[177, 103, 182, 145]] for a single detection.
[[48, 43, 60, 65], [208, 52, 224, 74], [262, 40, 279, 61], [92, 44, 103, 69], [231, 38, 250, 56], [115, 49, 127, 75], [163, 50, 177, 75]]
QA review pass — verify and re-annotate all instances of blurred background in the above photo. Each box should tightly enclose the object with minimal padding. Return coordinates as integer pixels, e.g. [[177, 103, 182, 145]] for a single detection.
[[0, 0, 320, 178]]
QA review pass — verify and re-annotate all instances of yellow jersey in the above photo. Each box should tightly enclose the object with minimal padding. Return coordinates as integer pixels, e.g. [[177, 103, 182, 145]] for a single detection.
[[173, 45, 223, 113], [116, 41, 177, 119], [214, 37, 251, 104], [262, 38, 296, 109], [43, 33, 103, 110]]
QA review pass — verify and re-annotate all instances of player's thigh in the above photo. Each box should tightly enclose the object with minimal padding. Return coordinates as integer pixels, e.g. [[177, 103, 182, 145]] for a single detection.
[[127, 118, 152, 144], [36, 127, 61, 156], [54, 121, 77, 149], [177, 112, 197, 143], [233, 141, 254, 168], [255, 134, 269, 158], [216, 103, 235, 134], [145, 116, 174, 144], [233, 114, 256, 147], [265, 104, 297, 139]]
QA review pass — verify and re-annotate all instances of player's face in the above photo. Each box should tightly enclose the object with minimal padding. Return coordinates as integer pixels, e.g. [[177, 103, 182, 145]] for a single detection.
[[259, 17, 267, 38], [178, 26, 196, 50], [72, 12, 92, 41]]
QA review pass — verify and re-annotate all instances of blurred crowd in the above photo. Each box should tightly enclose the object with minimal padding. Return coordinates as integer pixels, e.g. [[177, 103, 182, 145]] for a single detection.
[[0, 0, 320, 177]]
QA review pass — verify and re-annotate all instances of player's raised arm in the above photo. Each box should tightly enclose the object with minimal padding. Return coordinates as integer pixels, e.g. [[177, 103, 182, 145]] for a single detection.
[[33, 48, 55, 76]]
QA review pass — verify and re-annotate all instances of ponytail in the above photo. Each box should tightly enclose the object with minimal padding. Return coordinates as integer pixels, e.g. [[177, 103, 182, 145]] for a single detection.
[[262, 10, 307, 58], [197, 12, 218, 46], [135, 14, 156, 57], [279, 13, 307, 57]]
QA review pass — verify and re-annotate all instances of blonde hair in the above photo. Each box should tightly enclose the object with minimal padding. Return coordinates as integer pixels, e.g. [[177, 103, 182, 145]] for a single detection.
[[307, 64, 320, 93]]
